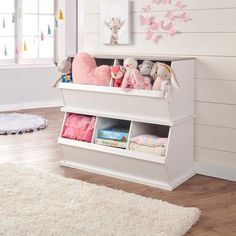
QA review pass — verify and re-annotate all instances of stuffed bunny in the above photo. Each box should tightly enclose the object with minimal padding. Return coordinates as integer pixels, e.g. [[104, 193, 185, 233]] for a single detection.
[[121, 57, 152, 90], [52, 58, 73, 87], [138, 60, 154, 82], [111, 65, 126, 87], [150, 62, 180, 94]]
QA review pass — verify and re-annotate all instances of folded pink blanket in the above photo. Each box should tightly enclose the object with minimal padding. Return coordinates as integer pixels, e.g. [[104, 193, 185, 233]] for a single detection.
[[62, 114, 96, 143]]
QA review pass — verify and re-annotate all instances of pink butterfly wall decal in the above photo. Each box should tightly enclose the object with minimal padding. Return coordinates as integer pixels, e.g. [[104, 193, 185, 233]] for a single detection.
[[175, 0, 186, 9], [152, 34, 162, 43], [163, 0, 172, 4], [140, 15, 153, 26], [161, 21, 173, 31], [140, 0, 191, 45], [179, 12, 191, 22], [152, 0, 162, 5], [142, 4, 151, 12], [165, 11, 177, 20], [146, 30, 154, 40], [151, 21, 161, 30], [167, 28, 179, 36]]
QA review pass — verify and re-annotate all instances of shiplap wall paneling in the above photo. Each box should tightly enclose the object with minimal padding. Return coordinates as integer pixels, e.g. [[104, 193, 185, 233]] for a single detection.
[[83, 0, 236, 181]]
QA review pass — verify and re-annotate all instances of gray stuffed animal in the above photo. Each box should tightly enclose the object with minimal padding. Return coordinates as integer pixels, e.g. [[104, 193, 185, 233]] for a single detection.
[[138, 60, 155, 83]]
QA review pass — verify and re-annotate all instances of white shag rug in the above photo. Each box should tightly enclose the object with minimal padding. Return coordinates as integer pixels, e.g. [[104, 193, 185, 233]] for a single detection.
[[0, 164, 201, 236], [0, 113, 47, 135]]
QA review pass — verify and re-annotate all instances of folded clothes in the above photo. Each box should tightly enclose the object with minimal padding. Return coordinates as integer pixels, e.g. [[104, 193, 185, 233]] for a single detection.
[[95, 138, 127, 149], [129, 142, 166, 156], [130, 134, 168, 147]]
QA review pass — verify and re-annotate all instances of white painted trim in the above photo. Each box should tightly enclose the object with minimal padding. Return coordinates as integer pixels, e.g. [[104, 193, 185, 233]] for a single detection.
[[169, 170, 195, 190], [0, 101, 62, 112], [61, 160, 172, 190], [195, 161, 236, 182], [77, 0, 84, 52], [0, 63, 56, 70]]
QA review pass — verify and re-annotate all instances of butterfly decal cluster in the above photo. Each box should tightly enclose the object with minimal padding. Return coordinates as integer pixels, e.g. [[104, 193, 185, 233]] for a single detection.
[[140, 0, 191, 44]]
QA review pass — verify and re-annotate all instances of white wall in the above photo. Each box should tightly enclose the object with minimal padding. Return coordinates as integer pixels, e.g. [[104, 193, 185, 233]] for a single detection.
[[0, 0, 77, 111], [0, 67, 61, 111], [82, 0, 236, 181]]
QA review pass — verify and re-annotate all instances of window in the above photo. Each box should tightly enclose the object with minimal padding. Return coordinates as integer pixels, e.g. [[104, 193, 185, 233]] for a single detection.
[[0, 0, 57, 65]]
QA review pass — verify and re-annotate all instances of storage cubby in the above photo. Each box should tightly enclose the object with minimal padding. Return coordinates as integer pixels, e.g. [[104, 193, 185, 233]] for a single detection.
[[128, 122, 170, 157], [60, 112, 96, 144], [93, 117, 130, 149], [58, 54, 195, 190]]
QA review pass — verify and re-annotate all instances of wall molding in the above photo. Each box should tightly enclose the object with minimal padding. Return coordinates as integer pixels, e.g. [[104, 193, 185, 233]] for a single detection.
[[195, 161, 236, 182], [0, 101, 63, 112]]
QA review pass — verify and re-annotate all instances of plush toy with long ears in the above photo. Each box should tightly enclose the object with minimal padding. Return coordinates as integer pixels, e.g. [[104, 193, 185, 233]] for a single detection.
[[111, 65, 126, 87], [121, 57, 152, 90], [150, 62, 180, 95], [138, 60, 155, 83], [52, 58, 73, 87]]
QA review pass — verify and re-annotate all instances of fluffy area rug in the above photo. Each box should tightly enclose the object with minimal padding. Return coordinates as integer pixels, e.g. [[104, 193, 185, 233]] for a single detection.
[[0, 164, 200, 236], [0, 113, 47, 135]]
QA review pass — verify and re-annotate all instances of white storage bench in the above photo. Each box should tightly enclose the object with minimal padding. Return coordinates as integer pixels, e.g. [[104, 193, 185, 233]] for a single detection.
[[58, 55, 195, 190]]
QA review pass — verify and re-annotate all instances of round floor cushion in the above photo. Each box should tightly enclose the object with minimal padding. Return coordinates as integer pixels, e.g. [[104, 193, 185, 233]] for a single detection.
[[0, 113, 47, 135]]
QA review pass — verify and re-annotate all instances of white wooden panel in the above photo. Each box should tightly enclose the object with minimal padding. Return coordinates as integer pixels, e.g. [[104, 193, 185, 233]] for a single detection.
[[196, 57, 236, 80], [84, 9, 236, 33], [195, 125, 236, 153], [196, 79, 236, 105], [84, 33, 236, 56], [84, 0, 236, 14], [196, 102, 236, 128], [195, 147, 236, 165]]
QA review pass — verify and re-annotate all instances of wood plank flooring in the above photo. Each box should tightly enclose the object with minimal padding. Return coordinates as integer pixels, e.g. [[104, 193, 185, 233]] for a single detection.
[[0, 107, 235, 236]]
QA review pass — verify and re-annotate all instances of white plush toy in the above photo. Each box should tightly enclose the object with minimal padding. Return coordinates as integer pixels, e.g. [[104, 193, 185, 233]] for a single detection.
[[121, 57, 152, 90]]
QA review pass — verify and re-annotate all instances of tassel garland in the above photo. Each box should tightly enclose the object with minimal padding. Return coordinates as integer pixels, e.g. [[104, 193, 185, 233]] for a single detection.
[[3, 17, 5, 28], [15, 47, 19, 54], [40, 31, 44, 41], [54, 17, 58, 28], [24, 41, 27, 51], [4, 45, 7, 56], [59, 9, 64, 20], [48, 25, 51, 35], [12, 13, 15, 23]]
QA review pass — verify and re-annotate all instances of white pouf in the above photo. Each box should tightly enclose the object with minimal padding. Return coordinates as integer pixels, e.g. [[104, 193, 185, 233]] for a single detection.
[[0, 113, 47, 135]]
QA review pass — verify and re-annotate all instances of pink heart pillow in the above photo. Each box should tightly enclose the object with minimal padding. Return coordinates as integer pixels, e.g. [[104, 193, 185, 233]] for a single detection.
[[72, 53, 111, 86]]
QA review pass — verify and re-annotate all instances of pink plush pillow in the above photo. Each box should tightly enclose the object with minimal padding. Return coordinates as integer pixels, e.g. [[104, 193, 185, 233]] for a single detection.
[[130, 134, 168, 147], [72, 53, 111, 86]]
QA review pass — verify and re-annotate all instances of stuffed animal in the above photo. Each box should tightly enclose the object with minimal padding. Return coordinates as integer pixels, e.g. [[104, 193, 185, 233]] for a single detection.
[[121, 57, 152, 90], [111, 65, 125, 87], [150, 62, 180, 94], [52, 58, 73, 87], [72, 53, 111, 86], [138, 60, 154, 82]]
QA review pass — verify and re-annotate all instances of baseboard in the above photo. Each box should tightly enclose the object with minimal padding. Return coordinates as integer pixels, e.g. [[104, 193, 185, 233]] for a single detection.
[[0, 100, 63, 112], [195, 161, 236, 182]]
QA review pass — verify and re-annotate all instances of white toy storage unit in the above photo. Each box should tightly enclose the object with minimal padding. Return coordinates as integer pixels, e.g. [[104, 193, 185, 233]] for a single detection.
[[58, 54, 195, 190]]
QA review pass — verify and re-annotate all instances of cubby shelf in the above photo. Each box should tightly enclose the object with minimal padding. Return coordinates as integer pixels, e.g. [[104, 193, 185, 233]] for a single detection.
[[58, 138, 166, 164], [58, 55, 195, 190]]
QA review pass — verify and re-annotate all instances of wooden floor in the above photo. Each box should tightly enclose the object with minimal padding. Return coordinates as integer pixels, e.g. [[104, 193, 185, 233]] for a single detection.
[[0, 107, 235, 236]]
